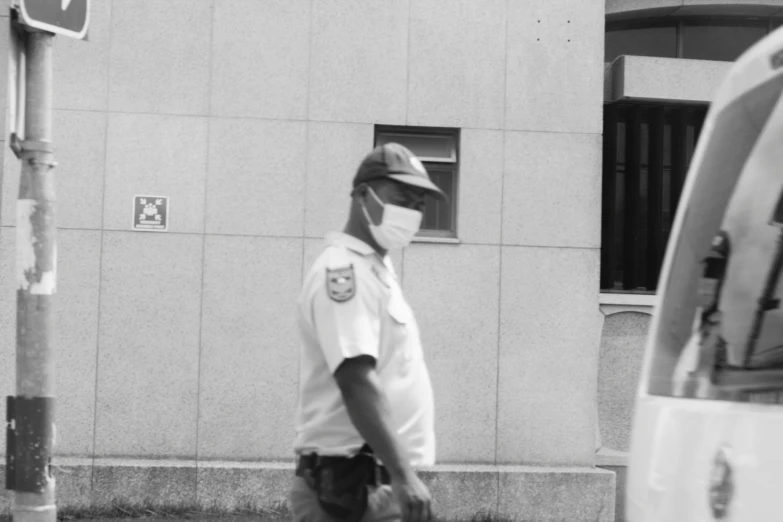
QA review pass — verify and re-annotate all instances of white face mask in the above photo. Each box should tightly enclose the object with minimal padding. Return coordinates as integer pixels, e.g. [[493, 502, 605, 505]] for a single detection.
[[361, 187, 422, 250]]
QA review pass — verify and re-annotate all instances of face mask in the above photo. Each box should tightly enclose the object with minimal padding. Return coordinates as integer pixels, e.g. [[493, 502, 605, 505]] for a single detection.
[[361, 187, 422, 250]]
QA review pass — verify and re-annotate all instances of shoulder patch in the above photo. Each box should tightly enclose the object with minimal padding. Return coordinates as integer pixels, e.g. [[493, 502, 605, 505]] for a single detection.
[[326, 265, 356, 303]]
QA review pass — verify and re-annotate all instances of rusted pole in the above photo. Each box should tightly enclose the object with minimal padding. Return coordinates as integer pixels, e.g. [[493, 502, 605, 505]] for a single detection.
[[10, 28, 57, 522]]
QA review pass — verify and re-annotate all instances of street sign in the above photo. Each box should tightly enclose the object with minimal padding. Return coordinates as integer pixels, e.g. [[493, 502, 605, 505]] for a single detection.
[[133, 196, 169, 232], [19, 0, 90, 40]]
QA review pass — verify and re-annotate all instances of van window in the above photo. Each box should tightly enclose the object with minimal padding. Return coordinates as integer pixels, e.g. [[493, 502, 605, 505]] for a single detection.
[[667, 182, 783, 404]]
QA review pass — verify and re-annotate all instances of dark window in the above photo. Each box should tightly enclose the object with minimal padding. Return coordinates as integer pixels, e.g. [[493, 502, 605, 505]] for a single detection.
[[374, 126, 459, 238], [601, 103, 708, 293], [606, 17, 780, 63], [605, 25, 677, 63], [682, 20, 767, 61]]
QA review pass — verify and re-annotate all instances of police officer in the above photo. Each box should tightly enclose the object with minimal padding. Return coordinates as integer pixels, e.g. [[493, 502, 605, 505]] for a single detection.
[[291, 143, 444, 522]]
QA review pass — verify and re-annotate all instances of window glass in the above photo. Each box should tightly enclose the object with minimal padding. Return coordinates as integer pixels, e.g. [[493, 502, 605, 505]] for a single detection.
[[612, 122, 627, 290], [639, 122, 650, 284], [682, 22, 767, 61], [420, 167, 455, 233], [375, 134, 455, 162], [655, 181, 783, 401], [662, 124, 673, 239], [605, 25, 677, 63]]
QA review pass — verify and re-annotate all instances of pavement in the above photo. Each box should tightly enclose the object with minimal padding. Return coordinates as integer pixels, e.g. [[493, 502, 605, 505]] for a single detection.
[[0, 515, 291, 522], [3, 518, 288, 522]]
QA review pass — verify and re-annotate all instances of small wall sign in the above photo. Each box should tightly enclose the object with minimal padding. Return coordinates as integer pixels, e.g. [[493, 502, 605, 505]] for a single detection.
[[133, 196, 169, 231]]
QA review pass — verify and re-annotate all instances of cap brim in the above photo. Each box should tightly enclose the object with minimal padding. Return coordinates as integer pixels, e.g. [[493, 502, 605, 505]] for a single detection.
[[387, 173, 449, 203]]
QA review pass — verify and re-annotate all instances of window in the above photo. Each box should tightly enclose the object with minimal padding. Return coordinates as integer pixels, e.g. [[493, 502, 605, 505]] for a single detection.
[[649, 156, 783, 402], [605, 23, 677, 63], [605, 16, 779, 63], [601, 102, 708, 293], [374, 126, 459, 238], [682, 19, 768, 61]]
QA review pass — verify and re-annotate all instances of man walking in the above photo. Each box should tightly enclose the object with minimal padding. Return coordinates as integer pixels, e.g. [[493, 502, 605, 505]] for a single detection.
[[291, 143, 444, 522]]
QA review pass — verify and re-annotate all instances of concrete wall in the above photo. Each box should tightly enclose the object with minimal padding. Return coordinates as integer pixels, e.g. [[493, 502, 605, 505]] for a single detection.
[[0, 0, 607, 467], [598, 312, 649, 453], [0, 2, 626, 520]]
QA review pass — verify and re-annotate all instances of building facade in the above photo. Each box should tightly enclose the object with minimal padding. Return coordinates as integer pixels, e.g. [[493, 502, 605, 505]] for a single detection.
[[1, 1, 781, 520]]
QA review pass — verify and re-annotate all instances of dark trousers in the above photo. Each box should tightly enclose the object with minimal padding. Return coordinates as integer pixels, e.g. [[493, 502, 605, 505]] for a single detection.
[[289, 476, 401, 522]]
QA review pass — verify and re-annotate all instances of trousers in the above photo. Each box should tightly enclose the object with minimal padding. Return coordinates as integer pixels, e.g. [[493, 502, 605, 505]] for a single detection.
[[289, 475, 401, 522]]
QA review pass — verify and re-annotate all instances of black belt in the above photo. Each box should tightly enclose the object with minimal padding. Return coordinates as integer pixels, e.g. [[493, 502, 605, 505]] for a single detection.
[[296, 452, 391, 486]]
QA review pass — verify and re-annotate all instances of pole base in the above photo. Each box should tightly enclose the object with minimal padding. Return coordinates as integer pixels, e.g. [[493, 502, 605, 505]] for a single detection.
[[12, 483, 57, 522]]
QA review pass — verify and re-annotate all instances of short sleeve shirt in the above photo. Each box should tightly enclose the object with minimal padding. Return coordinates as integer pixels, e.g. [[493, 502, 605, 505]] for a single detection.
[[293, 232, 435, 467]]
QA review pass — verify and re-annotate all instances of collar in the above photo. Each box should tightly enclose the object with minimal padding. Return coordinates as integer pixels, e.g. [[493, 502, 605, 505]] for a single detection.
[[325, 231, 376, 257]]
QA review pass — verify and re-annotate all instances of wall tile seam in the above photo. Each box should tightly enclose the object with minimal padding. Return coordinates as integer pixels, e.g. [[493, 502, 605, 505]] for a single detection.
[[0, 226, 604, 252], [43, 108, 604, 137], [304, 0, 315, 122], [89, 0, 115, 501], [194, 0, 219, 489], [104, 0, 116, 115], [493, 242, 502, 468], [498, 244, 602, 251], [34, 459, 615, 473], [404, 0, 412, 124], [494, 0, 512, 474], [52, 108, 209, 119], [494, 0, 510, 450], [0, 227, 605, 253], [301, 0, 315, 271]]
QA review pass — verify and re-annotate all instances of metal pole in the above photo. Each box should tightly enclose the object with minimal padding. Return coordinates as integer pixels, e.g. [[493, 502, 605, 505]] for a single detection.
[[11, 28, 57, 522]]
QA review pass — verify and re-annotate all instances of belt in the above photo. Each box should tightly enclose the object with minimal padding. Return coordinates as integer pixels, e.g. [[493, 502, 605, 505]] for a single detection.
[[295, 452, 392, 486]]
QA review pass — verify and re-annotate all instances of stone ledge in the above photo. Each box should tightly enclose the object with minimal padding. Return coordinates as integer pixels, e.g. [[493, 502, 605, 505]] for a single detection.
[[611, 55, 730, 105], [1, 460, 616, 522]]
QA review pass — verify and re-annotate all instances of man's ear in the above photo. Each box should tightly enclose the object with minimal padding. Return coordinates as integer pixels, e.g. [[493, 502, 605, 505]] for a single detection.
[[352, 184, 368, 199]]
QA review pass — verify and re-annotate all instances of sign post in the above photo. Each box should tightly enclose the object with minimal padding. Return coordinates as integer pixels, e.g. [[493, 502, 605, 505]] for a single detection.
[[5, 2, 89, 522], [10, 28, 58, 522]]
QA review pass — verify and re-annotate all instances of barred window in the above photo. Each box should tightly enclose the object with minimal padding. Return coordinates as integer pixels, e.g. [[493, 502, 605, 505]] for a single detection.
[[601, 103, 708, 293]]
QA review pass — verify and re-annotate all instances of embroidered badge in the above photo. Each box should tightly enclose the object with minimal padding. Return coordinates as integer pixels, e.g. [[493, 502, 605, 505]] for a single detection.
[[326, 265, 356, 303]]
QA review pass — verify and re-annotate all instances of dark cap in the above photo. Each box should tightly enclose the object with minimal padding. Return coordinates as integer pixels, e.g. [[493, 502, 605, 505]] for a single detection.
[[353, 143, 448, 201]]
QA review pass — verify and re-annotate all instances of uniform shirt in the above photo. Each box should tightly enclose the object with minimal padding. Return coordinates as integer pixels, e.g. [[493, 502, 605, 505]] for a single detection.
[[294, 231, 435, 467]]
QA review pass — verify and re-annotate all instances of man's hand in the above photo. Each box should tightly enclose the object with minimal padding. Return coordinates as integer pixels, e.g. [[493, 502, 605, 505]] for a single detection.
[[391, 470, 433, 522]]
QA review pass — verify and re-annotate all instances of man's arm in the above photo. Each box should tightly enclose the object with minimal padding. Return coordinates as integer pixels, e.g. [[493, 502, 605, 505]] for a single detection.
[[334, 355, 411, 478], [334, 355, 431, 522]]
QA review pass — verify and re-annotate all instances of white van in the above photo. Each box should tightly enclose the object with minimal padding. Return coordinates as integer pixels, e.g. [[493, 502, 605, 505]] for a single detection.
[[625, 26, 783, 522]]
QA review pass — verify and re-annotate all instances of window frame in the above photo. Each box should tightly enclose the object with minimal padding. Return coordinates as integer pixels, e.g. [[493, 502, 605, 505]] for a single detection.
[[374, 125, 460, 239]]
